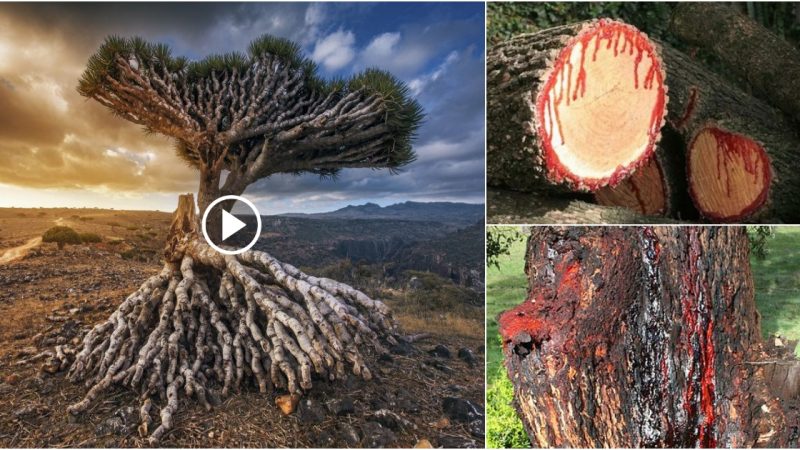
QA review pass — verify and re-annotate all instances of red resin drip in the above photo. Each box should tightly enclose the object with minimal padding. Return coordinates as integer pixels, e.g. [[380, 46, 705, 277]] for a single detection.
[[679, 232, 717, 448], [498, 260, 581, 348], [536, 19, 666, 190], [672, 87, 698, 130], [688, 127, 772, 221]]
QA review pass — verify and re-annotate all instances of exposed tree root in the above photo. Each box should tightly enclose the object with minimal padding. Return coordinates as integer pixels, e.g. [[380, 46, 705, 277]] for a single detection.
[[61, 238, 397, 443]]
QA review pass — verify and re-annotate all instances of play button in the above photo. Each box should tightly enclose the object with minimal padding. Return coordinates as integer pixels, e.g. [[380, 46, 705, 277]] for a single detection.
[[201, 195, 262, 255], [221, 210, 246, 241]]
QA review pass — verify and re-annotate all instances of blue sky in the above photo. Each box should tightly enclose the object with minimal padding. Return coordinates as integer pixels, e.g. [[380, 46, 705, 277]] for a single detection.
[[0, 3, 485, 214]]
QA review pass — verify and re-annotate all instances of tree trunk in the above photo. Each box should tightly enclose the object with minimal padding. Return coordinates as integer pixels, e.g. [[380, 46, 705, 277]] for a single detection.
[[197, 167, 222, 241], [670, 2, 800, 123], [487, 20, 667, 192], [58, 193, 398, 443], [499, 226, 789, 448], [661, 43, 800, 223]]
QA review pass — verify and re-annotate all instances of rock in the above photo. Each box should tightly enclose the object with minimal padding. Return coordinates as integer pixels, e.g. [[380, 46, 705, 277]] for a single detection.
[[333, 397, 355, 416], [378, 352, 393, 363], [298, 397, 325, 424], [433, 417, 450, 429], [315, 430, 336, 447], [338, 423, 360, 447], [360, 421, 396, 448], [4, 373, 21, 385], [415, 439, 434, 448], [438, 436, 479, 448], [469, 419, 486, 438], [373, 409, 413, 431], [95, 406, 137, 436], [457, 348, 476, 366], [18, 346, 38, 357], [428, 344, 451, 358], [389, 339, 414, 356], [13, 405, 42, 418], [275, 394, 300, 415], [408, 276, 423, 290], [442, 397, 484, 423]]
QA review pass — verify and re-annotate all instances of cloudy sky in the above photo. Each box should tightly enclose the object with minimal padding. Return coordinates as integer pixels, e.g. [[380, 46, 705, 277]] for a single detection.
[[0, 2, 485, 214]]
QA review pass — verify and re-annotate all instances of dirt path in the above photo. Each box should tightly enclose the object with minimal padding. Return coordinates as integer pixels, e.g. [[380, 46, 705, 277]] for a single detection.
[[0, 217, 66, 265], [0, 237, 42, 264]]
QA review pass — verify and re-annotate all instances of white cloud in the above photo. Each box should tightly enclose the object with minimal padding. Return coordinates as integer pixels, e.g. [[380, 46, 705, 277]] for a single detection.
[[311, 29, 355, 71], [408, 50, 460, 96], [361, 32, 400, 63]]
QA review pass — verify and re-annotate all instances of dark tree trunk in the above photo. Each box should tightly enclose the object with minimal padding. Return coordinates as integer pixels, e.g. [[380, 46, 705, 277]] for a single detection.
[[670, 2, 800, 123], [661, 43, 800, 223], [499, 227, 789, 448], [197, 167, 222, 240]]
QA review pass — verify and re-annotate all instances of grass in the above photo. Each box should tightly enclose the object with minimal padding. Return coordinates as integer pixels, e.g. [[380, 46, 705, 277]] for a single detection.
[[750, 227, 800, 357], [486, 227, 800, 448], [486, 229, 528, 448]]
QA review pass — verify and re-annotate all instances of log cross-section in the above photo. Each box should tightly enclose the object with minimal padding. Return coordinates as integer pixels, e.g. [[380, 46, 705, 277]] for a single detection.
[[488, 19, 668, 193]]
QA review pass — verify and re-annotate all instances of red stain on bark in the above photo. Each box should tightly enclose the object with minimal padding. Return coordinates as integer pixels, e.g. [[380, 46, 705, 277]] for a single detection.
[[680, 232, 717, 448], [498, 260, 582, 349], [536, 19, 666, 190]]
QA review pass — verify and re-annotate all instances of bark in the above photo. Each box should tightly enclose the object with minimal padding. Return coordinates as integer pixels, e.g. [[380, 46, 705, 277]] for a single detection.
[[487, 188, 677, 224], [487, 20, 667, 192], [499, 227, 789, 448], [661, 43, 800, 222], [58, 194, 398, 443], [594, 127, 693, 219], [670, 2, 800, 123]]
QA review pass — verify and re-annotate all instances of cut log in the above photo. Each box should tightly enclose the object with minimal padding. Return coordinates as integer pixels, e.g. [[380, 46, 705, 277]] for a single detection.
[[661, 43, 800, 222], [686, 127, 772, 222], [670, 2, 800, 123], [487, 19, 668, 192], [594, 126, 691, 218], [499, 227, 791, 447]]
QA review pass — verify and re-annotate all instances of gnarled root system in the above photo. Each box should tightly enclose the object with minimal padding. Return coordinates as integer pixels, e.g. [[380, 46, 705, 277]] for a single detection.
[[62, 238, 397, 443]]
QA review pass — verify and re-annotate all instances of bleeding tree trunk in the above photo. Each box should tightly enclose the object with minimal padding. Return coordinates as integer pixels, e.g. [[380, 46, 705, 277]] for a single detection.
[[499, 227, 789, 448]]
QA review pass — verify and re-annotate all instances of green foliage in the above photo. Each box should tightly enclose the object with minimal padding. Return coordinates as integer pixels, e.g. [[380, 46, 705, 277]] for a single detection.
[[42, 226, 82, 249], [487, 369, 529, 448], [750, 227, 800, 357], [486, 235, 531, 447], [487, 3, 800, 49], [487, 227, 525, 269], [348, 69, 424, 169], [748, 226, 775, 260], [79, 232, 102, 243], [487, 2, 676, 45]]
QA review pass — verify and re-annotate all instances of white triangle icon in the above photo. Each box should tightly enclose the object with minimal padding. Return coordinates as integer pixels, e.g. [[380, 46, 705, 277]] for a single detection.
[[221, 210, 246, 241]]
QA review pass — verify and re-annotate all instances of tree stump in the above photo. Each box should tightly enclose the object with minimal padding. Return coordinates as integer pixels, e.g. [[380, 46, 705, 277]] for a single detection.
[[499, 227, 789, 447], [487, 19, 668, 192]]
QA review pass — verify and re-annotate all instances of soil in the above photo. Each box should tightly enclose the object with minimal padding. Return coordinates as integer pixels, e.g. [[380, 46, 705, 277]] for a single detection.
[[0, 208, 485, 448]]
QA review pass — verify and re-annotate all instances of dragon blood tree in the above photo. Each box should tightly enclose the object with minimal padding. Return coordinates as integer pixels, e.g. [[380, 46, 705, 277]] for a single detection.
[[498, 227, 794, 447], [487, 19, 668, 193], [61, 35, 422, 442]]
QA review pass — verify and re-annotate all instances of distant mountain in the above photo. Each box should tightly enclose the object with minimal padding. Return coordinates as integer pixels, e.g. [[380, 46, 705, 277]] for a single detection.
[[282, 201, 484, 227]]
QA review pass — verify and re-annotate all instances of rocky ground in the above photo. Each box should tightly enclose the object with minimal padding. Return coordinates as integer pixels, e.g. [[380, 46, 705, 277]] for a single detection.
[[0, 209, 485, 448]]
